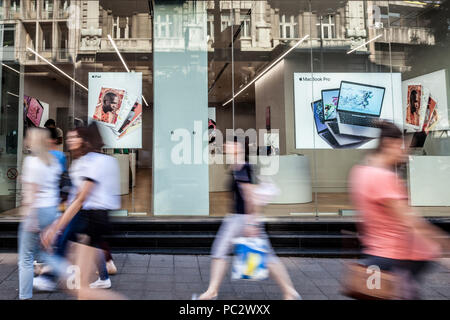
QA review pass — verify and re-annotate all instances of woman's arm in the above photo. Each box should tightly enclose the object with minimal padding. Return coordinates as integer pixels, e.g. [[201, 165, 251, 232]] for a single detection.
[[41, 180, 95, 249], [384, 199, 449, 248]]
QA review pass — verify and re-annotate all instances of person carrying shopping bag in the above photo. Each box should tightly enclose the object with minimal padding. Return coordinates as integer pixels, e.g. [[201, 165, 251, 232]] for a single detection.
[[193, 137, 301, 300]]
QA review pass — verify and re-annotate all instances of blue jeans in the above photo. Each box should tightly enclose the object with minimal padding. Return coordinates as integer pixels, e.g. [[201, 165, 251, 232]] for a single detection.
[[18, 206, 58, 300]]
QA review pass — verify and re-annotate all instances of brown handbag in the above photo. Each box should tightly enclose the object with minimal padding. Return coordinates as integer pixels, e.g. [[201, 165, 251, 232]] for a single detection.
[[341, 262, 402, 300]]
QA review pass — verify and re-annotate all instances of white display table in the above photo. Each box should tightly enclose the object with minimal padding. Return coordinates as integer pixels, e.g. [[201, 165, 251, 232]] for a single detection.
[[259, 154, 312, 204], [408, 155, 450, 206], [208, 154, 312, 204], [113, 154, 130, 195]]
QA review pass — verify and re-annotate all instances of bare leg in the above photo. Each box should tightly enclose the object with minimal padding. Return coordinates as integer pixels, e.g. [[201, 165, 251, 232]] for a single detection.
[[267, 261, 300, 300], [197, 258, 228, 300], [72, 241, 126, 300]]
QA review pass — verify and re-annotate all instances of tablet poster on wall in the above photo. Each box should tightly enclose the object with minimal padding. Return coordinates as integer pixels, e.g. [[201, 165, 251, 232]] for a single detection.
[[23, 95, 49, 130], [88, 72, 143, 149], [402, 69, 449, 133], [293, 73, 403, 149]]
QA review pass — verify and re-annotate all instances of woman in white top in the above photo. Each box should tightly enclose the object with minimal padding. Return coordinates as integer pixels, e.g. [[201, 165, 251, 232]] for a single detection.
[[18, 128, 62, 300], [42, 123, 123, 300]]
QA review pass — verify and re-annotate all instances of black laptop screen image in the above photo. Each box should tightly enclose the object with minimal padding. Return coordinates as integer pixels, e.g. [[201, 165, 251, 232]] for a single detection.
[[337, 81, 386, 116]]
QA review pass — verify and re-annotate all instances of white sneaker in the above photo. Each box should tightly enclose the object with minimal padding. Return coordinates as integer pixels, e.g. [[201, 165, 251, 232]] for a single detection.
[[33, 276, 57, 292], [89, 278, 112, 289], [106, 260, 117, 275]]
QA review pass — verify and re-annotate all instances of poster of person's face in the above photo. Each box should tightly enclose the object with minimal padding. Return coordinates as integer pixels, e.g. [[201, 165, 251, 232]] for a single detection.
[[405, 85, 422, 127], [92, 87, 125, 127], [88, 72, 143, 148], [402, 69, 448, 132]]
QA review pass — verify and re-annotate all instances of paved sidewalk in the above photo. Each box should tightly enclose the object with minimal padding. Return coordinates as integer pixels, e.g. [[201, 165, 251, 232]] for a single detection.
[[0, 253, 449, 300]]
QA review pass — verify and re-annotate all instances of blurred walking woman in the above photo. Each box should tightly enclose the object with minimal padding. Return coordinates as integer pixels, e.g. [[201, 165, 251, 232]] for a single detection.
[[349, 121, 448, 299], [18, 128, 62, 300], [42, 123, 123, 300]]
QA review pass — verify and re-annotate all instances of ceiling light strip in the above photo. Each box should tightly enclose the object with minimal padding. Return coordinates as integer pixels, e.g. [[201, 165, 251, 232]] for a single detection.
[[222, 35, 309, 107], [7, 91, 19, 98], [346, 34, 383, 54], [2, 63, 20, 74], [108, 35, 148, 106], [26, 47, 88, 91]]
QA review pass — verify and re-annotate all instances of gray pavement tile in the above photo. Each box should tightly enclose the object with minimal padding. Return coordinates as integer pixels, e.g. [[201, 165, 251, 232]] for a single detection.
[[127, 253, 151, 260], [0, 291, 18, 300], [265, 292, 283, 300], [316, 285, 344, 295], [175, 283, 206, 292], [174, 291, 197, 300], [290, 257, 317, 265], [115, 280, 149, 291], [219, 293, 243, 300], [311, 278, 341, 286], [261, 285, 281, 294], [301, 294, 330, 300], [4, 272, 18, 281], [146, 281, 174, 292], [119, 290, 145, 300], [30, 292, 51, 300], [175, 274, 202, 283], [423, 295, 448, 300], [148, 267, 174, 275], [295, 285, 324, 295], [174, 267, 200, 275], [243, 293, 269, 300], [232, 284, 265, 293], [115, 273, 147, 283], [147, 274, 174, 282], [429, 286, 450, 298], [302, 270, 335, 279], [0, 280, 19, 290], [47, 292, 73, 300], [217, 284, 235, 293], [123, 260, 149, 267], [120, 266, 149, 274], [327, 294, 354, 300], [150, 255, 174, 263], [296, 263, 327, 272], [142, 291, 174, 300]]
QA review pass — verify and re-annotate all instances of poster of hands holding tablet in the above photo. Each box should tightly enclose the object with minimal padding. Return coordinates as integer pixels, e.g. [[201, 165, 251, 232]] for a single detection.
[[88, 72, 143, 148], [294, 73, 403, 149]]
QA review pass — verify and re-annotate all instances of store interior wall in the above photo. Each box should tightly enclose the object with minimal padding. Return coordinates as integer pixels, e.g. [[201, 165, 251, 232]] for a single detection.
[[255, 61, 286, 155], [24, 76, 70, 127]]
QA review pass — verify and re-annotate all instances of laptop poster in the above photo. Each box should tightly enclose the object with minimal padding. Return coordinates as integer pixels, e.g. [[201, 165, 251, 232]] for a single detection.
[[293, 73, 403, 149]]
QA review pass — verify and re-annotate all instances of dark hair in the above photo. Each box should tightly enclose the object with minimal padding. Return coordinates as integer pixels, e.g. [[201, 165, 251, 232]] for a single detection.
[[44, 119, 56, 128], [375, 120, 403, 153], [77, 122, 104, 155], [102, 92, 117, 113], [46, 127, 59, 141], [409, 90, 417, 114]]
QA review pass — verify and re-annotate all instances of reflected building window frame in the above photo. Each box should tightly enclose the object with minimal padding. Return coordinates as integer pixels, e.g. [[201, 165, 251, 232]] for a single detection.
[[279, 14, 298, 39], [240, 11, 251, 38], [220, 10, 231, 32], [316, 14, 336, 40]]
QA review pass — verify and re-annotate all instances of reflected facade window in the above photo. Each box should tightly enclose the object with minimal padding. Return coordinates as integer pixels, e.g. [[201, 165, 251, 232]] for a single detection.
[[279, 14, 298, 39], [317, 15, 336, 39], [240, 13, 251, 38]]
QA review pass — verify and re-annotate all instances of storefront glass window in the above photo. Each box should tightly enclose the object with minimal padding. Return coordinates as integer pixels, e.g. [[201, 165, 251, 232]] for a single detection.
[[0, 0, 448, 220]]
